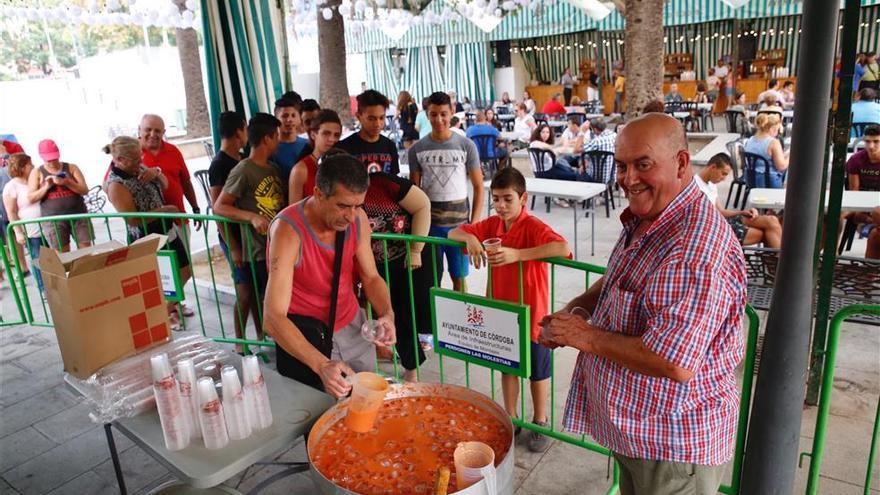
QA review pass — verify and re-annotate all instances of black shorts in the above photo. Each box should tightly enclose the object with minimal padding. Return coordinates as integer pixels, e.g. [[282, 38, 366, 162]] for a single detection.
[[529, 341, 552, 381], [726, 216, 749, 244]]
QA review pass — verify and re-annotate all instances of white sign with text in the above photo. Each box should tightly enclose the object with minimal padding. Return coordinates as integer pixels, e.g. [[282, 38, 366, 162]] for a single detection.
[[434, 295, 522, 369]]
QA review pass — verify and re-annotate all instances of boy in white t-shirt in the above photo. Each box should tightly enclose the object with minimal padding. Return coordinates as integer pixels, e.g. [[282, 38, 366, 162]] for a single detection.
[[696, 153, 782, 248], [560, 118, 585, 148]]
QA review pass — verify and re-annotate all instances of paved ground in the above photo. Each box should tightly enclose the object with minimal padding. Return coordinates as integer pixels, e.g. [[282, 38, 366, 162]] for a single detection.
[[0, 143, 877, 494]]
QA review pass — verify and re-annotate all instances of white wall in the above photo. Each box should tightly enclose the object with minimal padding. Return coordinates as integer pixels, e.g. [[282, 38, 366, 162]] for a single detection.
[[493, 53, 531, 102]]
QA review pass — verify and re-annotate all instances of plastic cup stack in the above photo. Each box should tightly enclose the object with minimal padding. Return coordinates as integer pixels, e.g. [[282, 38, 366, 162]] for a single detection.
[[221, 366, 252, 441], [176, 358, 202, 441], [197, 377, 229, 450], [242, 355, 273, 430], [150, 353, 190, 451]]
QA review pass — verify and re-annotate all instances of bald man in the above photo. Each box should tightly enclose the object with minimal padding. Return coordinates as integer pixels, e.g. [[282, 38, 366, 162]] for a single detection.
[[541, 114, 747, 494], [138, 114, 202, 230]]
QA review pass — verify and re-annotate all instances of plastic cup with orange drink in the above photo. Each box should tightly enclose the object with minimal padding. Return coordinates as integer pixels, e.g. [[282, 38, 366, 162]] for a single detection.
[[482, 238, 502, 253], [344, 372, 389, 433]]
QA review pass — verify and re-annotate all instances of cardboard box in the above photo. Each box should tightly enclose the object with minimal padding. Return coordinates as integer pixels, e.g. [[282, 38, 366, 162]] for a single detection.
[[41, 235, 172, 379]]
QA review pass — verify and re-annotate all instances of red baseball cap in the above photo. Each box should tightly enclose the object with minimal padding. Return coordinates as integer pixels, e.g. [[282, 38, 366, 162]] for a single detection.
[[38, 139, 60, 161]]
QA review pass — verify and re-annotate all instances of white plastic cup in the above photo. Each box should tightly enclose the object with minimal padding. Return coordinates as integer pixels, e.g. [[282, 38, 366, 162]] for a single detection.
[[221, 366, 252, 441], [482, 237, 502, 253], [570, 306, 591, 321], [344, 372, 389, 433], [540, 306, 591, 345], [360, 319, 381, 343], [241, 355, 273, 430], [150, 353, 190, 451], [177, 358, 202, 440], [453, 441, 496, 490], [197, 377, 229, 450]]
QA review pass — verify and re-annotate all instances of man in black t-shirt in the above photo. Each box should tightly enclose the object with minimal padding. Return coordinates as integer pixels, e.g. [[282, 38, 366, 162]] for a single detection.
[[207, 111, 261, 353], [338, 90, 400, 176]]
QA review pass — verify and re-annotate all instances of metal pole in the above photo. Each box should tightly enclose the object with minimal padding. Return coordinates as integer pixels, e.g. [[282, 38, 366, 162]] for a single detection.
[[740, 0, 840, 492], [805, 0, 861, 406], [730, 18, 739, 107]]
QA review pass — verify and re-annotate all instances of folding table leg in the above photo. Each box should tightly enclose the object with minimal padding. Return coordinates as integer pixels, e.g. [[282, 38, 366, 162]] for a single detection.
[[572, 202, 579, 260], [104, 423, 127, 495], [591, 199, 595, 256]]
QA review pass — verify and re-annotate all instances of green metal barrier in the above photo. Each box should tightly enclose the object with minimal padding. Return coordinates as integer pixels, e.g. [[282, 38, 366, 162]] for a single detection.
[[802, 304, 880, 495], [7, 216, 762, 494], [6, 212, 277, 355], [0, 232, 28, 326]]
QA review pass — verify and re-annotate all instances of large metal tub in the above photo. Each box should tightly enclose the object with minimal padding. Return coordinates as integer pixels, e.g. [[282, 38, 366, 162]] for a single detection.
[[307, 382, 515, 495]]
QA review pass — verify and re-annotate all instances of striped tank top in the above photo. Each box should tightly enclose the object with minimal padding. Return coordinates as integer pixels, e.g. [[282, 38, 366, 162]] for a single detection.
[[272, 199, 360, 331]]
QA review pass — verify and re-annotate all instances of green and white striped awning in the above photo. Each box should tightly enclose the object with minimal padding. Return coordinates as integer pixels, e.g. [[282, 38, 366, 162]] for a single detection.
[[444, 42, 495, 105], [201, 0, 288, 143], [346, 0, 492, 53], [346, 0, 880, 53], [365, 50, 401, 103], [401, 46, 446, 102]]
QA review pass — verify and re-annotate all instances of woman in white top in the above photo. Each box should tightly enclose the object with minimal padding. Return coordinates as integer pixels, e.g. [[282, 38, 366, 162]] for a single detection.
[[513, 103, 537, 143], [2, 153, 44, 292], [528, 124, 578, 200], [522, 90, 536, 114], [560, 118, 585, 148]]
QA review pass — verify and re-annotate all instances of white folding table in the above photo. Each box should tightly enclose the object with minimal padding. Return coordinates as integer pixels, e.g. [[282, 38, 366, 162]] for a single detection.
[[66, 368, 335, 494], [525, 178, 607, 259], [746, 188, 879, 213]]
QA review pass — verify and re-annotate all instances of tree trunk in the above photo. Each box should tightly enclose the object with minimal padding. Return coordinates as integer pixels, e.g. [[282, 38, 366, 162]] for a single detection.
[[318, 0, 353, 126], [174, 0, 210, 137], [623, 0, 665, 119]]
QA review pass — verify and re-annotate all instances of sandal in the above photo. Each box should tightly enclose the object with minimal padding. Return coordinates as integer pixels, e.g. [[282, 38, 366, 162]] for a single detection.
[[179, 303, 195, 317], [169, 312, 184, 332]]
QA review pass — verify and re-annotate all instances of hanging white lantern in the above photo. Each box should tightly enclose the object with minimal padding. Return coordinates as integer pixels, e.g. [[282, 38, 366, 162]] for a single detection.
[[502, 0, 515, 10], [106, 0, 121, 12], [354, 0, 366, 13], [88, 1, 99, 14], [182, 9, 195, 23], [322, 7, 333, 19], [338, 3, 351, 15], [185, 0, 197, 11]]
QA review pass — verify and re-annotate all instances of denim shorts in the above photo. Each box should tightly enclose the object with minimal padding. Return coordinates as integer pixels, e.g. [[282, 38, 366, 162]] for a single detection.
[[428, 225, 470, 279], [218, 238, 250, 285]]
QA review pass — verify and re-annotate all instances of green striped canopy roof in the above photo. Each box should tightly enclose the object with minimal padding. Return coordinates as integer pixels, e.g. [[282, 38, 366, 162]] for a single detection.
[[346, 0, 880, 53]]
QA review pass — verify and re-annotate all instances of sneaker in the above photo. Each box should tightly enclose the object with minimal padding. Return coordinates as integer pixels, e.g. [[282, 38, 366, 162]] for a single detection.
[[418, 334, 433, 351], [526, 421, 552, 452], [552, 198, 571, 208]]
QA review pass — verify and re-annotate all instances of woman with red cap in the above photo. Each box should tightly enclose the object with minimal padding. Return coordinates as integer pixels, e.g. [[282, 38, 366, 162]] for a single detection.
[[27, 139, 91, 252]]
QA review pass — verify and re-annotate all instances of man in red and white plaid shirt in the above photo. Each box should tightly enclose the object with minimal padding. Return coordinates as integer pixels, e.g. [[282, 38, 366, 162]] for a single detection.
[[541, 113, 747, 494]]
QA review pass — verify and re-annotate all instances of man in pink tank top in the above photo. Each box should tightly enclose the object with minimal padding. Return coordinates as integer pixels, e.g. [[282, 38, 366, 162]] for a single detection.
[[264, 154, 396, 397]]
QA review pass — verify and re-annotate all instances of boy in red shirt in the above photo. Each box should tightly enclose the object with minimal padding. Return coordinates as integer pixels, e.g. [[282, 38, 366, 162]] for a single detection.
[[450, 167, 570, 452]]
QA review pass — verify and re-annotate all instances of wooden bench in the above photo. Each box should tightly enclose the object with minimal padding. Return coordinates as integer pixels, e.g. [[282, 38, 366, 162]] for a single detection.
[[744, 247, 880, 326]]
